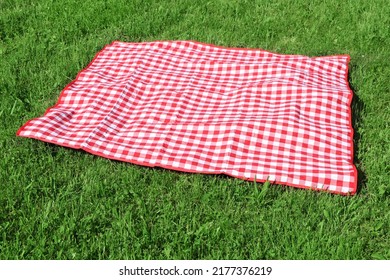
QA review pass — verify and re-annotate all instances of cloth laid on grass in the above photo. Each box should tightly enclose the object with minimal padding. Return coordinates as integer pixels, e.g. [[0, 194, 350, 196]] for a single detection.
[[17, 41, 357, 195]]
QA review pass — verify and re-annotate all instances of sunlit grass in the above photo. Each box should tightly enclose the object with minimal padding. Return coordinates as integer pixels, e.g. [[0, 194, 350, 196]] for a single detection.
[[1, 0, 389, 259]]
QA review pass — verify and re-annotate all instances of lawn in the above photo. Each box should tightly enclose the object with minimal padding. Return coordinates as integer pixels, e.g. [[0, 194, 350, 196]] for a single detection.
[[1, 0, 389, 259]]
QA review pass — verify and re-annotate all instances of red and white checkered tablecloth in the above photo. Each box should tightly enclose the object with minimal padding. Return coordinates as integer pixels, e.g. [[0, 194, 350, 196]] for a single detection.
[[17, 41, 357, 195]]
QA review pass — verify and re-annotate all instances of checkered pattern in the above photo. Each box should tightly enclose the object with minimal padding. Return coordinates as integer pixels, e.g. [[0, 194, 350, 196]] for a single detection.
[[17, 41, 357, 195]]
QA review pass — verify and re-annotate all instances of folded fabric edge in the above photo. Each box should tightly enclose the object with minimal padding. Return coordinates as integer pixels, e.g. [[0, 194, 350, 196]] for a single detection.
[[344, 55, 359, 195], [112, 40, 352, 60]]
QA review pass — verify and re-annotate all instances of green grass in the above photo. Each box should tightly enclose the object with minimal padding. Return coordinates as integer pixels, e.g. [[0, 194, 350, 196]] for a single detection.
[[1, 0, 389, 259]]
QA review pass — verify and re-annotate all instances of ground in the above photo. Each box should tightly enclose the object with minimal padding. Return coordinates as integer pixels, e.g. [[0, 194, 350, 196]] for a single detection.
[[0, 0, 389, 259]]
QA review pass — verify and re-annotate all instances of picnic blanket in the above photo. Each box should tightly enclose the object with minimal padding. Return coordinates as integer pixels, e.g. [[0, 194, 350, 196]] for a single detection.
[[17, 41, 357, 195]]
